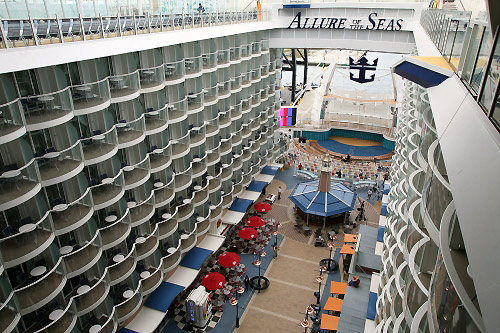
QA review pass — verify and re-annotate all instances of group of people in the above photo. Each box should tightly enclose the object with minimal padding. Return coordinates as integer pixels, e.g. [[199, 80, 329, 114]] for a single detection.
[[341, 154, 352, 163]]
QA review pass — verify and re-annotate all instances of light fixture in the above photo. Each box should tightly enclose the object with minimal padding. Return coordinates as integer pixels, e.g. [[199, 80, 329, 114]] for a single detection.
[[260, 251, 266, 257], [319, 265, 327, 273], [316, 275, 324, 283], [253, 259, 261, 266], [300, 319, 309, 328], [237, 287, 245, 294], [306, 305, 314, 315], [328, 242, 335, 248], [230, 297, 238, 306]]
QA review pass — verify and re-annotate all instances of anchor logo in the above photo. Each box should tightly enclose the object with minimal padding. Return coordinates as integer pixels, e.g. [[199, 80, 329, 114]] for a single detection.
[[349, 56, 378, 83]]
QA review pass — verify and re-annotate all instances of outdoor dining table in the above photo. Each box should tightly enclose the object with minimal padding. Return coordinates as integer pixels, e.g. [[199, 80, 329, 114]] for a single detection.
[[344, 234, 358, 243], [324, 297, 344, 314], [320, 313, 340, 332], [329, 281, 347, 297]]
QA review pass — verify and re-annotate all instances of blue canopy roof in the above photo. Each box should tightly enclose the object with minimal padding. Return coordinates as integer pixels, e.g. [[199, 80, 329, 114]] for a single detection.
[[179, 247, 213, 270], [246, 180, 268, 192], [261, 166, 280, 175], [288, 180, 357, 217], [229, 198, 253, 212]]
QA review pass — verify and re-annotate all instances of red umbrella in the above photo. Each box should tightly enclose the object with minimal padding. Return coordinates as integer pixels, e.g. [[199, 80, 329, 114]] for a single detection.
[[202, 272, 226, 290], [254, 202, 272, 213], [218, 252, 241, 268], [247, 216, 265, 228], [238, 227, 259, 240]]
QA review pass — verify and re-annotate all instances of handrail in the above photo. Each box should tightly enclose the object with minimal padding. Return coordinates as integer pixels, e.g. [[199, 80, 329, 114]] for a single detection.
[[13, 256, 64, 293], [0, 210, 51, 242]]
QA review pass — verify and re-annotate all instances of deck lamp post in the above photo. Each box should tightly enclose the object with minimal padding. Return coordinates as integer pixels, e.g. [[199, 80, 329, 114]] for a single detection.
[[230, 286, 245, 328], [273, 222, 282, 258]]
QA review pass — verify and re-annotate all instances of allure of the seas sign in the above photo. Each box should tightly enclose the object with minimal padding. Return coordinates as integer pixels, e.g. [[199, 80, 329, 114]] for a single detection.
[[287, 11, 404, 31]]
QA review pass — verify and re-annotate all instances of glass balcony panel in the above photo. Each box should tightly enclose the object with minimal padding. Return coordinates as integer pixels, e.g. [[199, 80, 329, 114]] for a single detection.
[[141, 268, 162, 294], [187, 91, 204, 112], [423, 172, 452, 230], [206, 117, 219, 136], [252, 42, 261, 55], [204, 85, 218, 104], [116, 291, 141, 322], [108, 250, 136, 283], [145, 105, 168, 133], [71, 79, 111, 115], [171, 133, 190, 157], [52, 188, 93, 234], [190, 126, 206, 146], [150, 144, 172, 171], [217, 49, 230, 65], [109, 71, 140, 100], [251, 68, 261, 81], [0, 212, 53, 265], [180, 233, 196, 251], [124, 156, 150, 189], [162, 250, 180, 271], [157, 217, 177, 238], [202, 52, 217, 70], [470, 27, 492, 93], [139, 65, 165, 90], [73, 274, 109, 314], [242, 71, 252, 86], [154, 181, 175, 207], [21, 88, 73, 130], [0, 294, 20, 332], [136, 234, 158, 259], [130, 193, 154, 226], [165, 60, 186, 82], [231, 75, 242, 91], [0, 99, 26, 143], [479, 37, 500, 111], [91, 172, 124, 208], [218, 80, 231, 97], [99, 213, 130, 248], [0, 158, 41, 211], [82, 127, 118, 164], [117, 115, 145, 147], [168, 98, 187, 122], [185, 56, 202, 76], [230, 47, 241, 61]]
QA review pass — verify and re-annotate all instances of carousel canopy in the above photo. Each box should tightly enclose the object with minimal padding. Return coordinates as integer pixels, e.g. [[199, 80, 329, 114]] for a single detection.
[[289, 180, 357, 217]]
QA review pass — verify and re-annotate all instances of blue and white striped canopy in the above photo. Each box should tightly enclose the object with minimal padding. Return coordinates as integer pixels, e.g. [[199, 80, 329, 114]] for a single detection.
[[289, 181, 357, 217]]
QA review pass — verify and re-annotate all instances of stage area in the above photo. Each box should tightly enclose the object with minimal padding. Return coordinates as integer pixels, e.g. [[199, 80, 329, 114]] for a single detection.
[[317, 139, 392, 157], [331, 136, 382, 147]]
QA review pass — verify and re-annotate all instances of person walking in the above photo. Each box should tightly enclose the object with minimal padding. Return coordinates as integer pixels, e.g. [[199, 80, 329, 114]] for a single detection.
[[244, 275, 250, 290], [277, 186, 282, 200], [367, 189, 372, 200], [197, 3, 205, 15]]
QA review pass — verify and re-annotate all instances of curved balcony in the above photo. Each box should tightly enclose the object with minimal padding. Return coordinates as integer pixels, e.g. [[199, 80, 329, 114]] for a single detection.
[[261, 40, 269, 52], [209, 202, 223, 221], [115, 288, 142, 323], [231, 75, 243, 92], [222, 189, 233, 208], [62, 233, 102, 279], [194, 184, 209, 205], [171, 134, 191, 160], [136, 234, 159, 261], [124, 156, 150, 190], [167, 98, 188, 124], [0, 99, 26, 144], [157, 215, 178, 240], [221, 163, 233, 182], [72, 79, 111, 116], [0, 159, 41, 211], [162, 248, 181, 272], [21, 88, 74, 131], [116, 115, 146, 149], [231, 104, 242, 121], [242, 72, 252, 87], [0, 293, 20, 333], [174, 170, 192, 192], [251, 68, 261, 84], [220, 138, 232, 156], [180, 232, 196, 253], [185, 56, 203, 78], [241, 43, 252, 59], [176, 200, 194, 222], [202, 52, 218, 73], [141, 268, 163, 295], [219, 113, 231, 129], [230, 46, 242, 64], [154, 180, 175, 208], [190, 126, 206, 147], [52, 188, 93, 236], [109, 71, 141, 103], [145, 105, 169, 135], [217, 49, 230, 67], [13, 259, 66, 315], [100, 213, 131, 250], [205, 117, 220, 137], [208, 174, 221, 193], [203, 85, 219, 106], [192, 159, 207, 179], [0, 212, 54, 268], [130, 193, 155, 228], [91, 171, 125, 210], [150, 144, 172, 173], [165, 60, 186, 85], [196, 217, 210, 236], [207, 148, 220, 166], [94, 309, 117, 333], [82, 127, 118, 166], [140, 65, 165, 93], [187, 91, 205, 113], [37, 141, 84, 187], [218, 80, 231, 98], [232, 132, 243, 147], [109, 249, 136, 285], [73, 273, 109, 316]]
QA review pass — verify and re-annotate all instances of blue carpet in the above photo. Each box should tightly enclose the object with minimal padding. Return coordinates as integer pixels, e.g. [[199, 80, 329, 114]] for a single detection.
[[229, 198, 253, 213], [377, 227, 385, 242], [381, 203, 387, 216], [179, 247, 213, 270], [145, 282, 184, 312], [246, 180, 268, 192], [274, 166, 308, 190], [261, 166, 280, 175], [320, 248, 342, 312], [367, 292, 378, 320], [317, 139, 392, 157]]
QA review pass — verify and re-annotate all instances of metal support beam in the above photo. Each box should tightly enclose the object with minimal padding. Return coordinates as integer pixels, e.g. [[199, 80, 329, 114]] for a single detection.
[[291, 49, 296, 104]]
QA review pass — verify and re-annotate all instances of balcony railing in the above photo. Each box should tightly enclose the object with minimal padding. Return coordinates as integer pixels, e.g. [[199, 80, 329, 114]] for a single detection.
[[202, 51, 218, 70], [0, 158, 41, 211], [71, 78, 111, 115], [109, 71, 140, 102], [0, 11, 265, 49], [82, 126, 118, 165], [165, 59, 186, 82], [52, 188, 93, 235], [0, 99, 26, 144]]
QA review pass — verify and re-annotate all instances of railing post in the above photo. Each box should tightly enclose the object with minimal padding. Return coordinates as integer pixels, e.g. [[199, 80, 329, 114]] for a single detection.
[[0, 20, 9, 48], [147, 12, 151, 34], [29, 16, 39, 45], [182, 11, 185, 29], [117, 13, 122, 37], [159, 11, 163, 32], [99, 14, 105, 39], [133, 13, 137, 35], [192, 12, 194, 28], [79, 13, 86, 41], [55, 14, 64, 43]]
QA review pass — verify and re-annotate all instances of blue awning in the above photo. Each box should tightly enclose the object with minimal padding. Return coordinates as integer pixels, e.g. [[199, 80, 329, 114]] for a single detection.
[[246, 180, 268, 192], [179, 247, 213, 270], [381, 203, 387, 216], [377, 226, 385, 242], [392, 56, 453, 88], [367, 292, 378, 320], [144, 282, 184, 312], [261, 166, 280, 175], [289, 181, 357, 217], [229, 198, 253, 212]]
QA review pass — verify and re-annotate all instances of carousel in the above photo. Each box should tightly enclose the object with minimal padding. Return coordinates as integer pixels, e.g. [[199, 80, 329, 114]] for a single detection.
[[289, 154, 357, 228]]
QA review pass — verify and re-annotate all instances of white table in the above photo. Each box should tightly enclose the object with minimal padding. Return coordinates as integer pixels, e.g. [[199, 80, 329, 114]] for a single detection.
[[19, 223, 36, 233], [76, 86, 91, 92], [123, 290, 134, 299], [101, 178, 113, 184], [194, 185, 202, 190], [77, 284, 91, 295], [193, 158, 201, 163], [196, 216, 204, 222], [127, 201, 137, 208], [105, 215, 117, 223], [153, 149, 163, 154], [183, 199, 191, 204], [30, 266, 47, 277], [209, 205, 217, 210], [92, 134, 105, 140], [53, 204, 68, 212], [89, 324, 102, 333], [222, 163, 229, 168], [43, 151, 61, 159], [167, 247, 177, 254], [59, 245, 73, 255], [154, 182, 164, 188], [140, 271, 151, 279], [180, 234, 189, 240], [123, 166, 135, 172], [162, 213, 172, 219], [113, 254, 125, 263], [1, 170, 21, 178], [135, 237, 146, 244], [148, 111, 159, 116], [38, 96, 55, 102], [206, 176, 214, 181], [49, 309, 64, 321], [116, 122, 127, 128]]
